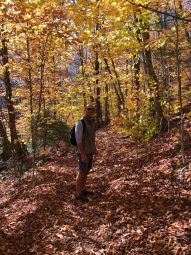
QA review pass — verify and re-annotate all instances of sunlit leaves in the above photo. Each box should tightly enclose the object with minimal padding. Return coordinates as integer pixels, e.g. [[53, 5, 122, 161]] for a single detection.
[[1, 0, 191, 146]]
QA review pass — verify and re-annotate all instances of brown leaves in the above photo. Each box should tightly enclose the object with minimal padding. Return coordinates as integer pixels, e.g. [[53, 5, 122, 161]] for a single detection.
[[1, 127, 191, 254], [45, 244, 55, 254]]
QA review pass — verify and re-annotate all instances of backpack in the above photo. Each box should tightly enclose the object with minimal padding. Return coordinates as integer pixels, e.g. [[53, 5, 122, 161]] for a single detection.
[[70, 119, 86, 146]]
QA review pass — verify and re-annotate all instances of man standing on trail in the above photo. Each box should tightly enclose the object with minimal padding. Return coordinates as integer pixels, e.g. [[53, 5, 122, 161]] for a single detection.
[[75, 104, 97, 202]]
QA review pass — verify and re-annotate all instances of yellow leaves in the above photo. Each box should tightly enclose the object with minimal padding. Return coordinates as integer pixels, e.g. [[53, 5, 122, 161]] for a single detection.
[[34, 8, 43, 17], [115, 17, 121, 22], [84, 29, 92, 35], [23, 14, 32, 21], [126, 98, 136, 110], [14, 139, 18, 144], [171, 133, 179, 142], [111, 2, 117, 7], [40, 148, 49, 157], [1, 0, 12, 6], [119, 146, 129, 153], [186, 112, 191, 117]]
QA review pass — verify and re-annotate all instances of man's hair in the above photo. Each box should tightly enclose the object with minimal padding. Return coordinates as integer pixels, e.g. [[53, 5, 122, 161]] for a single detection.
[[85, 104, 94, 109]]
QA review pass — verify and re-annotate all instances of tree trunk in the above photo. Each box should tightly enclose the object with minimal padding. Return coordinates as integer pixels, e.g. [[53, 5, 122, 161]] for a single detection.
[[132, 12, 141, 115], [104, 82, 110, 125], [79, 46, 87, 107], [0, 119, 11, 161], [103, 58, 123, 113], [142, 29, 167, 131], [133, 54, 141, 115], [1, 39, 27, 159], [174, 8, 186, 164], [94, 4, 103, 127], [109, 53, 125, 107], [33, 33, 49, 142], [94, 48, 103, 127], [26, 36, 36, 156]]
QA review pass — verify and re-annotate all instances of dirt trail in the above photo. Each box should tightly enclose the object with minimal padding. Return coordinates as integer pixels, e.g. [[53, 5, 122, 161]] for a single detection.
[[0, 127, 191, 255]]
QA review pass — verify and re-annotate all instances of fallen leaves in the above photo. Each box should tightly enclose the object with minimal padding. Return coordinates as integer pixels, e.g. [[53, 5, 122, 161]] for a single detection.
[[1, 127, 191, 254], [45, 244, 55, 254]]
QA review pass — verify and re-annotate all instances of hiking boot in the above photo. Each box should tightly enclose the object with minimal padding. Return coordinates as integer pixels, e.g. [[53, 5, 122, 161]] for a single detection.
[[81, 190, 94, 196], [75, 194, 89, 203]]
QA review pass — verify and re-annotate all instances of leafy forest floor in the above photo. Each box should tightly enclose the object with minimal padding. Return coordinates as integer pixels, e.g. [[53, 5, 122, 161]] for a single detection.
[[1, 120, 191, 255]]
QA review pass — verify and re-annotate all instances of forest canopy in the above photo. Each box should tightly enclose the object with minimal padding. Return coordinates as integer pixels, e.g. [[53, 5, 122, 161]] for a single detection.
[[0, 0, 191, 163]]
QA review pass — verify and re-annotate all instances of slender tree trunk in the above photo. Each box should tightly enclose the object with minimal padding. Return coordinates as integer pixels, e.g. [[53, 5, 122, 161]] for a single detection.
[[43, 97, 47, 161], [26, 36, 36, 157], [158, 14, 172, 130], [109, 52, 125, 107], [52, 55, 57, 119], [133, 54, 141, 115], [104, 82, 110, 125], [174, 7, 186, 164], [142, 28, 167, 130], [103, 58, 123, 113], [94, 3, 103, 127], [94, 47, 103, 127], [79, 46, 87, 107], [132, 13, 141, 115], [166, 65, 172, 131], [34, 34, 50, 133]]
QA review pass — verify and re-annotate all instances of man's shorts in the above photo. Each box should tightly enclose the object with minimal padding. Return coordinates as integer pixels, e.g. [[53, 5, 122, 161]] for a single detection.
[[76, 153, 93, 173]]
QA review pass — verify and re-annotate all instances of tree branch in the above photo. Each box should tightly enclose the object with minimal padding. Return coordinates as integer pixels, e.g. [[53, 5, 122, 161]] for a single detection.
[[127, 0, 191, 23]]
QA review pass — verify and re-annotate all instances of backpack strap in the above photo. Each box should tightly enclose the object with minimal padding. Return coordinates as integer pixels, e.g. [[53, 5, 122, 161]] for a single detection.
[[81, 119, 86, 134]]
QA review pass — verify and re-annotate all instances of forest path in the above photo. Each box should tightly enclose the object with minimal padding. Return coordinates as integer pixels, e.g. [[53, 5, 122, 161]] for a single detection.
[[1, 126, 191, 255]]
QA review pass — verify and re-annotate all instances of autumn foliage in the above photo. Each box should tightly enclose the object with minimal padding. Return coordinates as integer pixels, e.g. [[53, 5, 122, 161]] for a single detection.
[[0, 1, 191, 253]]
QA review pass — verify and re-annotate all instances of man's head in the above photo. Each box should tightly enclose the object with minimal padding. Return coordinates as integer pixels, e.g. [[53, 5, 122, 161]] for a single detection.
[[84, 104, 95, 118]]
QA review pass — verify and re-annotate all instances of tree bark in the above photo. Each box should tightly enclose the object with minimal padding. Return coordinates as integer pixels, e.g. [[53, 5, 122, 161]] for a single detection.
[[174, 5, 186, 164], [79, 46, 87, 107], [94, 47, 103, 127], [0, 119, 11, 161], [1, 39, 27, 159], [133, 54, 141, 114], [109, 52, 125, 107], [103, 58, 123, 113], [142, 29, 167, 130], [132, 13, 141, 114], [104, 82, 110, 125], [94, 3, 103, 127], [26, 36, 36, 156]]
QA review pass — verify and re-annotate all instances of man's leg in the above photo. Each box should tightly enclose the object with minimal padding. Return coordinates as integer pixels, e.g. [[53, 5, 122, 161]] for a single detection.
[[75, 154, 93, 200], [76, 170, 88, 196]]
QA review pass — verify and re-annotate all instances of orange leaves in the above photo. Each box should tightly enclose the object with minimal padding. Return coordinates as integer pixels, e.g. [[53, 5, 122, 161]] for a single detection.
[[1, 122, 191, 254], [45, 244, 55, 254]]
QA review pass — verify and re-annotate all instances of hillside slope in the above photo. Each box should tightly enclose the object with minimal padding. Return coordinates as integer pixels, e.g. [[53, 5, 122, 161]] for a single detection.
[[0, 120, 191, 255]]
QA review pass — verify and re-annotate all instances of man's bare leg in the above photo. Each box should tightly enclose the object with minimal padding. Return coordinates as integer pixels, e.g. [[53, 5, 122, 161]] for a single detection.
[[76, 171, 88, 196]]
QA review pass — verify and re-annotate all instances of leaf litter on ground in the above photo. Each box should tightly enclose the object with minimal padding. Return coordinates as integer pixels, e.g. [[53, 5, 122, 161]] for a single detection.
[[1, 120, 191, 255]]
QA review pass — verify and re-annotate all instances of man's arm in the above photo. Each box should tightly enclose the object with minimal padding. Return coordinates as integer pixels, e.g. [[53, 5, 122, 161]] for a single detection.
[[75, 120, 87, 162]]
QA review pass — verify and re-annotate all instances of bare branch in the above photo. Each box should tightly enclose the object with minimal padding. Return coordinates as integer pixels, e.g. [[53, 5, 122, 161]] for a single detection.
[[127, 0, 191, 23]]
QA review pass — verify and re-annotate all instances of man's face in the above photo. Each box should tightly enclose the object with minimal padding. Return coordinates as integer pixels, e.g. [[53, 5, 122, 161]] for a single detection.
[[85, 106, 95, 117]]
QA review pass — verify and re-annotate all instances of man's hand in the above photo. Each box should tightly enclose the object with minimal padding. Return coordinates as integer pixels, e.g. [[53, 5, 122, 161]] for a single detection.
[[81, 153, 88, 163], [77, 143, 87, 162]]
